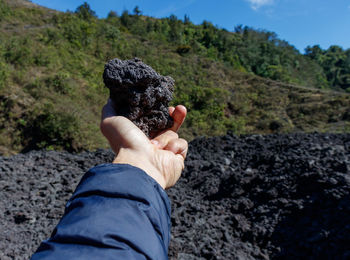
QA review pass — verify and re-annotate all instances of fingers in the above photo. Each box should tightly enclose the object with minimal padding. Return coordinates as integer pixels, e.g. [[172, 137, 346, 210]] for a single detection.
[[151, 130, 179, 149], [151, 130, 188, 159], [164, 138, 188, 159], [169, 105, 187, 132]]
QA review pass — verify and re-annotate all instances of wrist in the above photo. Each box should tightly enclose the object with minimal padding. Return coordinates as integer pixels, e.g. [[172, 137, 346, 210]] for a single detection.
[[113, 148, 166, 189]]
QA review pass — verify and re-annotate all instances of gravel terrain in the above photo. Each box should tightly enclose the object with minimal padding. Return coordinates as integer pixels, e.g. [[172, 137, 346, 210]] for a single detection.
[[1, 133, 349, 259]]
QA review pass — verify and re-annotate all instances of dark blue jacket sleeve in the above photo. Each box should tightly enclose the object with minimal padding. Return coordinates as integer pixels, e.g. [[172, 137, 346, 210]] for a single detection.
[[31, 164, 171, 260]]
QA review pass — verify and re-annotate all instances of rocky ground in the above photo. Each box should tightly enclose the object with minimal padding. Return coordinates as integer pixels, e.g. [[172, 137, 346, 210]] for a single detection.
[[1, 133, 349, 259]]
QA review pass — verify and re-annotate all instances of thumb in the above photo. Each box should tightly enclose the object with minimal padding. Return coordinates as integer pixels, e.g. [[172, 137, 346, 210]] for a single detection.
[[100, 116, 149, 152]]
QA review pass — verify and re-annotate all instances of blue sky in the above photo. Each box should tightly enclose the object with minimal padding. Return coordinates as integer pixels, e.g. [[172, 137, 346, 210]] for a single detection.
[[31, 0, 350, 53]]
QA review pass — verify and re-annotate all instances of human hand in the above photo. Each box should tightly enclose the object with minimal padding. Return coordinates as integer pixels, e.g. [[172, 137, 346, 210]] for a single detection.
[[100, 99, 188, 189]]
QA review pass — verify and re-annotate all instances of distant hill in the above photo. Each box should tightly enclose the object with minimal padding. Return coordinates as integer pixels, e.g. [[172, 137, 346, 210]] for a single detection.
[[0, 0, 349, 154]]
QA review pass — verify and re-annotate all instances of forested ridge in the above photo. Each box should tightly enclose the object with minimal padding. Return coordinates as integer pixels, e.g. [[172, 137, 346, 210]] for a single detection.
[[0, 0, 349, 154]]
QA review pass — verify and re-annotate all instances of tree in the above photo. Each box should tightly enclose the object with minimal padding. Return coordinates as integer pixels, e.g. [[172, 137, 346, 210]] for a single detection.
[[75, 2, 97, 20], [201, 21, 216, 48], [184, 14, 190, 25], [133, 6, 141, 16], [168, 15, 182, 43], [107, 11, 118, 19], [120, 10, 130, 27], [305, 45, 324, 62], [234, 24, 243, 34]]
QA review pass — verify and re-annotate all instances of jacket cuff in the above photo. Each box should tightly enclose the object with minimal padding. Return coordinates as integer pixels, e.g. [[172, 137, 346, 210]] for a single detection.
[[68, 163, 171, 243]]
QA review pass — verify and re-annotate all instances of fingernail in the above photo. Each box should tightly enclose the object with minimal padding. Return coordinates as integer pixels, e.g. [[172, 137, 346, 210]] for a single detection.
[[151, 140, 159, 146]]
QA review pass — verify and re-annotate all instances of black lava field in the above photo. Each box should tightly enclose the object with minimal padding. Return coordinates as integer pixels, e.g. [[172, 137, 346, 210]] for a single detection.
[[1, 133, 350, 259]]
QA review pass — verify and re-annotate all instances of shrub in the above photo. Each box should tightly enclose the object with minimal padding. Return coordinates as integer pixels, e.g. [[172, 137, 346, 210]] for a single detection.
[[264, 65, 291, 82], [0, 0, 11, 21], [61, 16, 97, 48], [22, 103, 81, 151], [173, 85, 229, 136], [44, 72, 72, 94], [0, 60, 9, 90], [4, 37, 34, 66], [224, 116, 246, 134], [102, 23, 120, 41], [176, 45, 191, 55]]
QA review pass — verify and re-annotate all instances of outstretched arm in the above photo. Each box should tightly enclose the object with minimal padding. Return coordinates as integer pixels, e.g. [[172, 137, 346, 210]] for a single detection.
[[31, 100, 187, 260]]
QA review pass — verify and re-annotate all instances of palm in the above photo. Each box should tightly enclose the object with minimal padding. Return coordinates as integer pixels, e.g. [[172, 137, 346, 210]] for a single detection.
[[155, 149, 184, 187], [101, 100, 187, 189]]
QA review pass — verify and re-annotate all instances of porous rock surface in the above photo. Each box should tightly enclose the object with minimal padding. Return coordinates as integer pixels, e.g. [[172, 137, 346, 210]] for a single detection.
[[1, 133, 350, 259], [103, 58, 174, 137]]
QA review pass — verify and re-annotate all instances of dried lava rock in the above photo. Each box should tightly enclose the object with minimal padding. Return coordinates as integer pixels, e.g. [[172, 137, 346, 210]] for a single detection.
[[103, 57, 174, 137], [1, 133, 350, 259], [167, 133, 350, 259]]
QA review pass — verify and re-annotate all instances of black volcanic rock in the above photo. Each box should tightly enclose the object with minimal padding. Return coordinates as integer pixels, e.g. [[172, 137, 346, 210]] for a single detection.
[[103, 57, 174, 137], [1, 133, 350, 259]]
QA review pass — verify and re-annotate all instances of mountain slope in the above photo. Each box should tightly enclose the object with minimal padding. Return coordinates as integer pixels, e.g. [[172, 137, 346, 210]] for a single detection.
[[0, 0, 349, 154]]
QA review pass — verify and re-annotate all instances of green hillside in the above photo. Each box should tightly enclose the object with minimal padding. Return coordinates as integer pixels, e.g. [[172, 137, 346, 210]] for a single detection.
[[0, 0, 349, 155]]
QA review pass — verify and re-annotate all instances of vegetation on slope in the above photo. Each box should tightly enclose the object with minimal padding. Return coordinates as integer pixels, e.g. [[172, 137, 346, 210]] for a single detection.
[[305, 45, 350, 91], [0, 0, 349, 155]]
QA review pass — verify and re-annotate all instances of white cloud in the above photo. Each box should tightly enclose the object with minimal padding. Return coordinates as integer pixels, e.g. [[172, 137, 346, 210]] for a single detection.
[[246, 0, 274, 10]]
